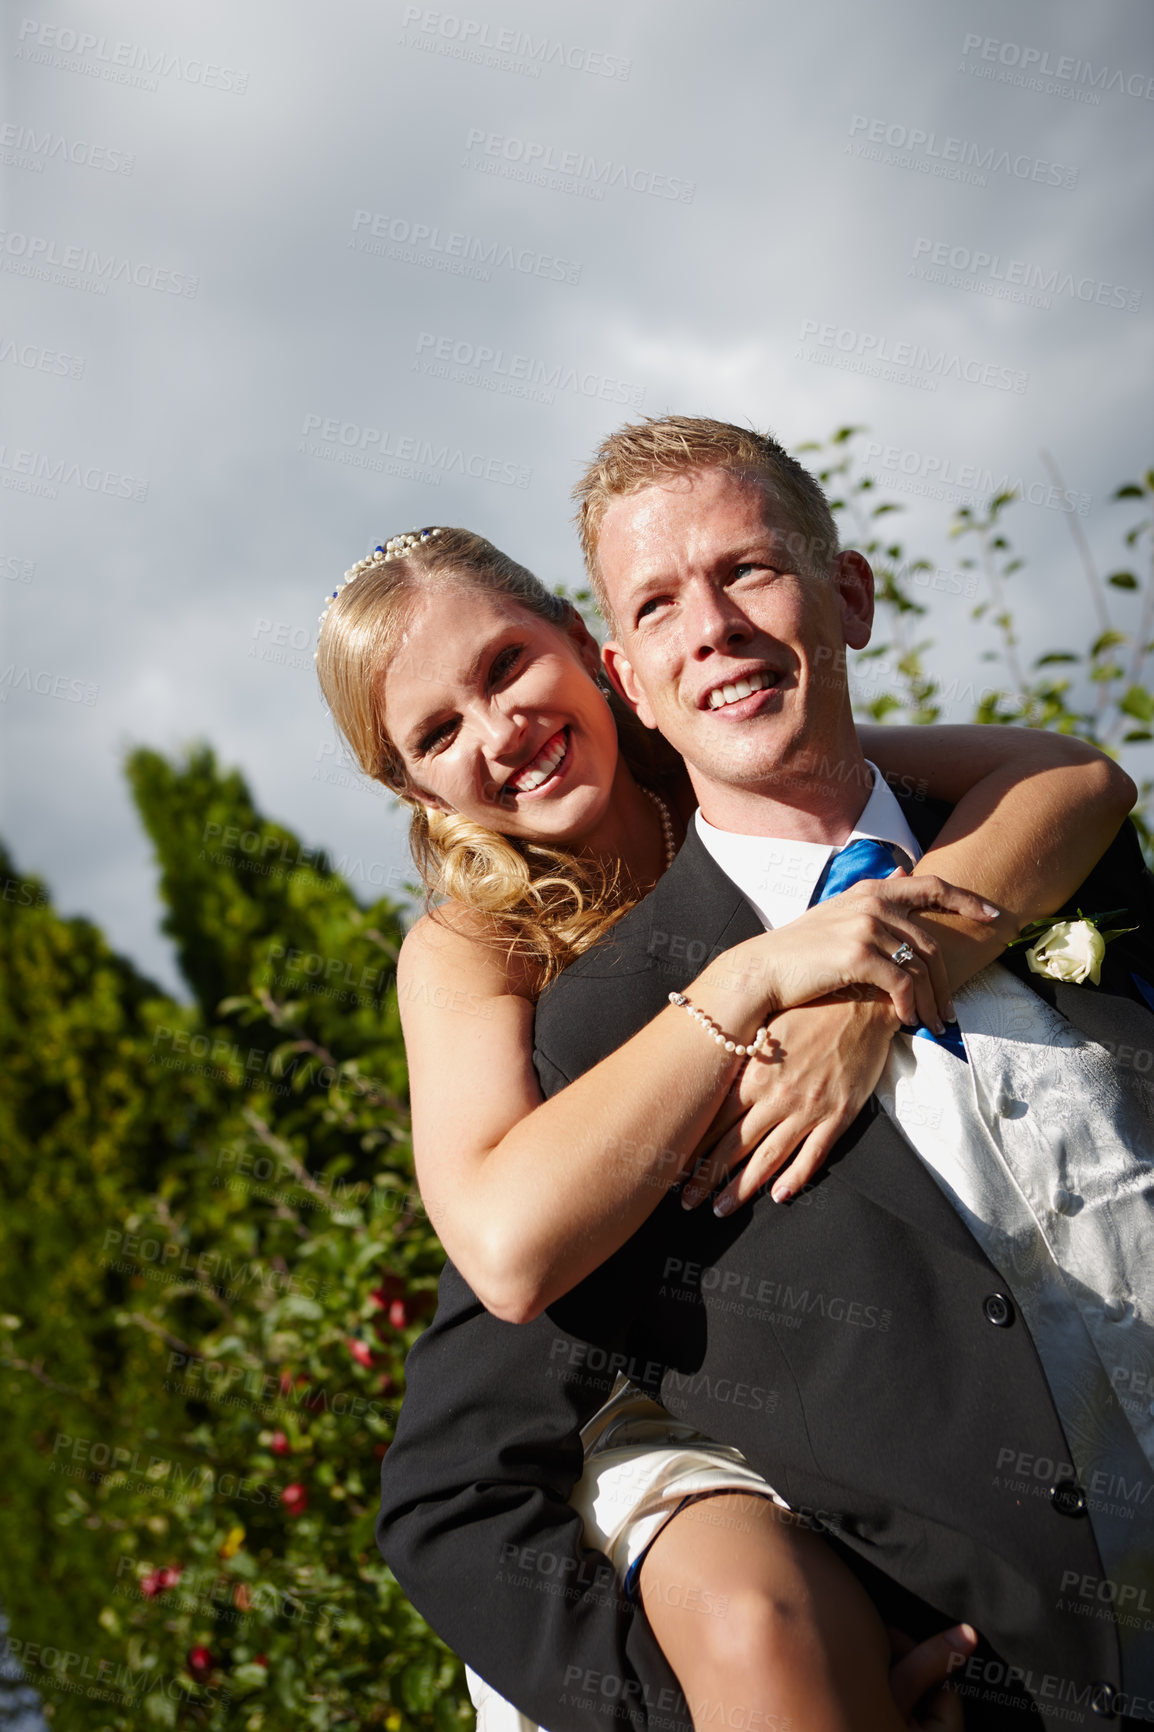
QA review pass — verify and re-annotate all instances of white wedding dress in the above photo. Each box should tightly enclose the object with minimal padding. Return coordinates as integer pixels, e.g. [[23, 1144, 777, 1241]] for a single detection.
[[466, 1375, 780, 1732]]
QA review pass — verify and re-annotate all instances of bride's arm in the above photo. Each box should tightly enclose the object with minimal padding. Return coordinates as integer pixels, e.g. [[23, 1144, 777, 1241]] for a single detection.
[[404, 730, 1134, 1322], [860, 723, 1137, 976], [401, 869, 982, 1324], [685, 727, 1137, 1214]]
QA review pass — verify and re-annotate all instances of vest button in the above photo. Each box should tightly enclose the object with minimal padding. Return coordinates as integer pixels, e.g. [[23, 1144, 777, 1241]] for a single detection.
[[1051, 1482, 1087, 1518], [983, 1293, 1014, 1327], [1090, 1680, 1119, 1717]]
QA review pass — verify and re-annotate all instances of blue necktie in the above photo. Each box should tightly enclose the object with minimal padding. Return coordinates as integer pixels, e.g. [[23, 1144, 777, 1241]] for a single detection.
[[810, 837, 967, 1060]]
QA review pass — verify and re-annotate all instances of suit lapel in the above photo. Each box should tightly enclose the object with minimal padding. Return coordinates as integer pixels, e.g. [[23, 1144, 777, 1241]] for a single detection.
[[634, 822, 767, 965]]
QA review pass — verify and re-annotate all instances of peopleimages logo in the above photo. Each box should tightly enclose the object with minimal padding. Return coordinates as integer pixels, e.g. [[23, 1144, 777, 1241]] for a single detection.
[[961, 34, 1154, 102], [298, 413, 532, 490], [413, 332, 645, 408], [0, 123, 135, 175], [862, 440, 1090, 516], [795, 320, 1028, 394], [15, 18, 249, 93], [350, 209, 581, 286], [910, 238, 1142, 314], [399, 7, 631, 80], [462, 129, 695, 203], [0, 230, 198, 297], [846, 115, 1078, 190], [0, 444, 148, 502], [1, 337, 85, 378]]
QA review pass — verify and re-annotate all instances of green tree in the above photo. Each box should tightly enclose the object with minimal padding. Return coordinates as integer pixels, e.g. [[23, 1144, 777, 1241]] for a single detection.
[[797, 430, 1153, 845], [1, 750, 463, 1731]]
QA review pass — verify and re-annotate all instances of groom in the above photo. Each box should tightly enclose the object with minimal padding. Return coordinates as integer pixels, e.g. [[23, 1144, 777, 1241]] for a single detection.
[[379, 418, 1154, 1728]]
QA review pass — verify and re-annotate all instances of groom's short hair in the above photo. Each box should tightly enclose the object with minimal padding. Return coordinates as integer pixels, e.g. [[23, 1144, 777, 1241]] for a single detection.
[[573, 416, 840, 623]]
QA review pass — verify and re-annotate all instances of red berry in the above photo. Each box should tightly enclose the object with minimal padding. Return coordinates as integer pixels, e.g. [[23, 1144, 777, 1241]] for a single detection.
[[141, 1565, 181, 1599], [348, 1338, 375, 1368], [374, 1442, 390, 1460], [387, 1299, 409, 1330], [281, 1482, 308, 1516], [368, 1275, 406, 1309], [269, 1431, 290, 1456], [187, 1646, 213, 1678], [254, 1654, 268, 1667]]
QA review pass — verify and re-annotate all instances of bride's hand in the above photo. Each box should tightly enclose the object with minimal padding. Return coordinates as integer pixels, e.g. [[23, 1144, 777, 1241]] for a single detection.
[[682, 990, 900, 1210], [678, 872, 997, 1214], [723, 869, 998, 1036]]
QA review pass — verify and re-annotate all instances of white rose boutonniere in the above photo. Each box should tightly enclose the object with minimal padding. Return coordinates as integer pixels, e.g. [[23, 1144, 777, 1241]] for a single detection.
[[1016, 908, 1136, 986], [1026, 919, 1106, 984]]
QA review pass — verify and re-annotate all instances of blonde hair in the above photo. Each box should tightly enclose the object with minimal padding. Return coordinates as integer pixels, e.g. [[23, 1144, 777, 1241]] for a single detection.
[[316, 526, 681, 988], [573, 415, 840, 623]]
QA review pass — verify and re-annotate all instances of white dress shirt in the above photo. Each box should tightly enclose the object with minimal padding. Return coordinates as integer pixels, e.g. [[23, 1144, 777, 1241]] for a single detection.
[[694, 761, 919, 927], [695, 765, 1154, 1699]]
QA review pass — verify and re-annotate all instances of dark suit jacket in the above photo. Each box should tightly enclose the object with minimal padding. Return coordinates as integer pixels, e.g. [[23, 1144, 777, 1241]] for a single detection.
[[379, 797, 1154, 1730]]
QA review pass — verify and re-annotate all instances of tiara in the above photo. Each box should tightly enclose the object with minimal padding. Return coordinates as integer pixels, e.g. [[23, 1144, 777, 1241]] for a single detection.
[[315, 527, 443, 655]]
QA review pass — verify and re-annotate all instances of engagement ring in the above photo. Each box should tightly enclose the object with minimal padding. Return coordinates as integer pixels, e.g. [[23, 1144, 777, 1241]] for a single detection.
[[891, 942, 916, 967]]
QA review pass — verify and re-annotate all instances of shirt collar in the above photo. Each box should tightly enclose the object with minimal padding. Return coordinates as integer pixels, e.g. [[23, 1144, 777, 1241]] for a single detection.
[[693, 763, 923, 930]]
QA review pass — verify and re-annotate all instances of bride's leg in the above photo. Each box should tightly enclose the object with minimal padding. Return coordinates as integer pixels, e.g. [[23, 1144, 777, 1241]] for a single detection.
[[637, 1492, 906, 1732]]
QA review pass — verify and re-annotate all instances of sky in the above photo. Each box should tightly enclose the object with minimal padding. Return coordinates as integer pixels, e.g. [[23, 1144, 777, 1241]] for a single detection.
[[3, 0, 1153, 995]]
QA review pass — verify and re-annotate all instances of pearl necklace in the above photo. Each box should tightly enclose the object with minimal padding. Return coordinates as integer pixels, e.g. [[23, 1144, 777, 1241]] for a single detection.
[[641, 786, 677, 873]]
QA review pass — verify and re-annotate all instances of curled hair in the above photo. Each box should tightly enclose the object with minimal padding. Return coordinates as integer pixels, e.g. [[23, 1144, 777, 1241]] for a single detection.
[[316, 526, 682, 989], [573, 415, 840, 623]]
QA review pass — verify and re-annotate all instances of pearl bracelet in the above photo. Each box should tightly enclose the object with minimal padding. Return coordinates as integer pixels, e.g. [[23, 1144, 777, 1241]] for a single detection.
[[668, 991, 770, 1058]]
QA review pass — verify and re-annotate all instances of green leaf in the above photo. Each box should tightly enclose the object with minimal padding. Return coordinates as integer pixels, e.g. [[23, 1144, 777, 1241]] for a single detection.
[[1119, 686, 1154, 722], [1114, 483, 1144, 499], [865, 694, 902, 720], [1091, 630, 1129, 657], [1107, 571, 1139, 589], [401, 1659, 437, 1714], [231, 1663, 271, 1695], [1035, 652, 1079, 666]]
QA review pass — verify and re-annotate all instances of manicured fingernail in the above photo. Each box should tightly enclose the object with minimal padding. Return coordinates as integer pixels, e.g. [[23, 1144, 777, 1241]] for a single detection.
[[932, 1018, 946, 1036], [713, 1194, 734, 1218], [944, 1000, 956, 1022], [771, 1184, 792, 1204], [980, 902, 1000, 919], [681, 1189, 700, 1210], [951, 1624, 978, 1649]]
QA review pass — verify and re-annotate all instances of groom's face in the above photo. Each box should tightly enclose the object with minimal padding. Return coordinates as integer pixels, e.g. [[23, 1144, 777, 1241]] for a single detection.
[[599, 468, 873, 808]]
